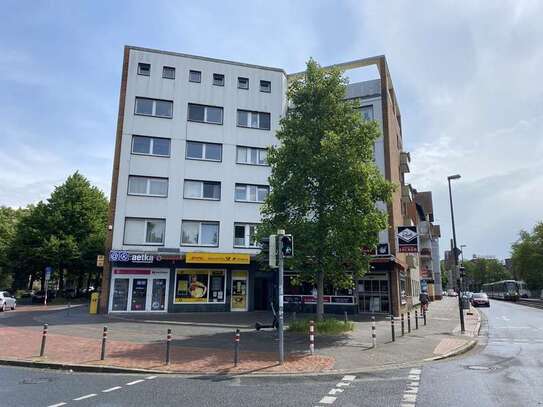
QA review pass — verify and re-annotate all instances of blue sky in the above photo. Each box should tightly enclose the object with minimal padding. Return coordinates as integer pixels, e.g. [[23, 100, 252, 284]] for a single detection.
[[2, 0, 543, 260]]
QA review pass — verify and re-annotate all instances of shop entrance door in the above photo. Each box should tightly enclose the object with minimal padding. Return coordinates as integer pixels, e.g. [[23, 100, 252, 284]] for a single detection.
[[131, 279, 148, 311], [112, 278, 129, 311], [231, 271, 248, 311], [151, 278, 167, 311]]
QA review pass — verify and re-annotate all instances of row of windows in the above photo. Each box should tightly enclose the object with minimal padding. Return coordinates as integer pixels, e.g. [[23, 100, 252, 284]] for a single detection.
[[132, 136, 269, 166], [134, 98, 271, 130], [137, 62, 272, 92], [127, 176, 270, 203], [124, 218, 258, 248]]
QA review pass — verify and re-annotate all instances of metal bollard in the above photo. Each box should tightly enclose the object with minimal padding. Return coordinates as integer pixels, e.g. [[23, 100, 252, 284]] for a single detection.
[[390, 315, 395, 342], [401, 313, 405, 336], [371, 316, 376, 348], [309, 320, 315, 355], [100, 326, 108, 361], [415, 310, 419, 330], [344, 311, 348, 324], [234, 329, 240, 366], [165, 328, 172, 365], [39, 324, 48, 357], [407, 311, 411, 333], [423, 308, 427, 326]]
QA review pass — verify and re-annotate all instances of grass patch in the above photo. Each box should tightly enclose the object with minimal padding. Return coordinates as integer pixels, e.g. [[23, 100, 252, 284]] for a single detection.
[[288, 318, 354, 335]]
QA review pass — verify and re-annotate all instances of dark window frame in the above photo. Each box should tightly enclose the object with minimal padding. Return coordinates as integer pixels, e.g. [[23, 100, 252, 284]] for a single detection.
[[162, 66, 176, 79], [213, 73, 225, 86], [131, 135, 171, 157], [234, 183, 270, 203], [187, 103, 224, 125], [183, 179, 222, 201], [185, 140, 223, 162], [127, 175, 169, 198], [134, 97, 173, 119], [235, 145, 269, 166], [236, 109, 271, 130], [237, 77, 249, 90], [180, 219, 220, 247], [138, 63, 151, 76], [189, 70, 202, 83], [260, 80, 271, 93]]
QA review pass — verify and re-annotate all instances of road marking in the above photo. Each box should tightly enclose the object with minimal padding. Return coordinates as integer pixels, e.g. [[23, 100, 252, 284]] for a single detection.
[[342, 375, 356, 381], [126, 379, 145, 386], [102, 386, 122, 393], [401, 368, 422, 406], [328, 388, 344, 395], [336, 381, 350, 387], [73, 394, 97, 401], [47, 403, 66, 407], [146, 375, 157, 380], [319, 396, 337, 404]]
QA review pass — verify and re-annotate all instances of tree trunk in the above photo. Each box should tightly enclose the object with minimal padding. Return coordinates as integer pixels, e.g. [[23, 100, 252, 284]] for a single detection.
[[317, 269, 325, 321], [59, 267, 65, 291]]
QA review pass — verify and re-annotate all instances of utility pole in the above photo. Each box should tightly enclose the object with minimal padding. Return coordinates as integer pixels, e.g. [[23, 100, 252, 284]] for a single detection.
[[448, 175, 465, 334]]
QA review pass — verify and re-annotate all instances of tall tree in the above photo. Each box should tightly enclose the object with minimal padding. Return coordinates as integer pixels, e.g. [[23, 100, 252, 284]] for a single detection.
[[464, 257, 512, 291], [512, 223, 543, 292], [0, 207, 23, 288], [260, 59, 394, 319]]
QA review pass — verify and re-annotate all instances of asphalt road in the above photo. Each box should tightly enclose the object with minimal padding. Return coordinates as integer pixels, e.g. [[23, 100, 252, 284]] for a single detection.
[[1, 300, 542, 407]]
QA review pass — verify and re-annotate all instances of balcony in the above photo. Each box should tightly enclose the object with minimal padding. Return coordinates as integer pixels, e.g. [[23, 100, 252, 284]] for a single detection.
[[400, 151, 410, 174]]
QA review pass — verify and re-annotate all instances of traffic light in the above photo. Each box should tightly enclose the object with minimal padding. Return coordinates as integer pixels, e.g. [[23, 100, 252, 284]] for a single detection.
[[260, 235, 278, 268], [281, 234, 293, 257], [459, 266, 466, 277]]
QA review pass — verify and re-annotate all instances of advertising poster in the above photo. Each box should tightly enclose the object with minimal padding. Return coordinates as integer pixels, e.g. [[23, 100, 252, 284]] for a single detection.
[[175, 270, 209, 303]]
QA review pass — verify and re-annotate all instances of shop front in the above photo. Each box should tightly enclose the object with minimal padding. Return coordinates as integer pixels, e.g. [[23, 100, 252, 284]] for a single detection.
[[109, 268, 170, 312], [357, 272, 390, 313]]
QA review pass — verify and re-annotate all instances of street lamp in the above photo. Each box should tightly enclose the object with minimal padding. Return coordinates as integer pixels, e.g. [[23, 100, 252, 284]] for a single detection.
[[447, 174, 465, 333]]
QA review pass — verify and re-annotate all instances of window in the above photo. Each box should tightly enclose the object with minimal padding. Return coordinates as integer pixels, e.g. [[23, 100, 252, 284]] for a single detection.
[[236, 146, 268, 165], [131, 136, 171, 157], [138, 63, 150, 76], [162, 66, 175, 79], [238, 77, 249, 89], [213, 73, 224, 86], [360, 105, 374, 121], [260, 80, 271, 93], [237, 110, 271, 130], [128, 176, 168, 197], [234, 223, 259, 247], [186, 141, 222, 161], [135, 97, 173, 118], [183, 180, 221, 200], [189, 70, 201, 83], [124, 218, 165, 245], [175, 269, 225, 303], [188, 103, 223, 124], [235, 184, 269, 203], [181, 221, 219, 246]]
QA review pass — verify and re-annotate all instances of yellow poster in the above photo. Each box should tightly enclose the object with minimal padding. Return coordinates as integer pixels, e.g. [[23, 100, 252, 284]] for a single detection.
[[231, 295, 246, 309]]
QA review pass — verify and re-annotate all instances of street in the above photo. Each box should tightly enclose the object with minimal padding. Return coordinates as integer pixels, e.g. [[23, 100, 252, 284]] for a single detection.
[[1, 300, 542, 406]]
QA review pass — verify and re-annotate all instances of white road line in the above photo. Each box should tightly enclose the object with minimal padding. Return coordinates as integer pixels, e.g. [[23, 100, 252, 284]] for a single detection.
[[47, 403, 67, 407], [328, 388, 344, 395], [319, 396, 337, 404], [146, 375, 157, 380], [73, 394, 97, 401], [342, 375, 356, 381], [336, 381, 350, 387], [102, 386, 122, 393], [126, 379, 145, 386]]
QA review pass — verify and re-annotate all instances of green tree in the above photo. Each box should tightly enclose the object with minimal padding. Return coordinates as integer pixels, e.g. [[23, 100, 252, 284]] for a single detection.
[[464, 257, 511, 291], [512, 223, 543, 292], [0, 207, 23, 288], [260, 59, 394, 319]]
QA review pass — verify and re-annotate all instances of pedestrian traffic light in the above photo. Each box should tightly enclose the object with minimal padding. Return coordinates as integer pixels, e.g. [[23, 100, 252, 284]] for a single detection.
[[281, 234, 293, 257], [459, 266, 466, 277], [260, 235, 278, 268]]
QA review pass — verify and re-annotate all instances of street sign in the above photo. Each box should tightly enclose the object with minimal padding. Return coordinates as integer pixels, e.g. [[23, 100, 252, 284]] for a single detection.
[[45, 266, 52, 281], [96, 255, 105, 267]]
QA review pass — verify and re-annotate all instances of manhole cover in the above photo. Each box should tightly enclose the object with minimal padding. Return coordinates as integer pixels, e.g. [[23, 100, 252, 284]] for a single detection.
[[467, 365, 491, 371], [21, 378, 54, 384]]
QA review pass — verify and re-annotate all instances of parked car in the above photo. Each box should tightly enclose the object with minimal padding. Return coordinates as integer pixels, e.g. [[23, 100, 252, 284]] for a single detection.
[[31, 290, 57, 304], [471, 292, 490, 307], [447, 289, 458, 297], [0, 291, 17, 311]]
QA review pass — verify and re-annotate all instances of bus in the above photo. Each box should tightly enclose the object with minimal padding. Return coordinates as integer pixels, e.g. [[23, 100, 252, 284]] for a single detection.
[[481, 280, 520, 301]]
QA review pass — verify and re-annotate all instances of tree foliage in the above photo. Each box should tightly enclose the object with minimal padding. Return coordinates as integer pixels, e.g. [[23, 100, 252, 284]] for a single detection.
[[511, 222, 543, 292], [464, 257, 512, 291], [260, 59, 394, 318]]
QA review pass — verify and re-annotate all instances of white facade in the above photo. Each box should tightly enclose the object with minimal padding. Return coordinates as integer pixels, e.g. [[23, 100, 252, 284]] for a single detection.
[[112, 48, 287, 254]]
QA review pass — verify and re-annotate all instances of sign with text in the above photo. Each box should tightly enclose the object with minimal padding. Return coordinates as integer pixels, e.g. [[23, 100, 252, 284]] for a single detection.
[[96, 255, 104, 267], [185, 252, 250, 265], [397, 226, 419, 253], [109, 250, 161, 264]]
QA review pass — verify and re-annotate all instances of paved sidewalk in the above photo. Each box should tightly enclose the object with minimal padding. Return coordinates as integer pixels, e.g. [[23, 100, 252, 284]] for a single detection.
[[0, 297, 479, 374]]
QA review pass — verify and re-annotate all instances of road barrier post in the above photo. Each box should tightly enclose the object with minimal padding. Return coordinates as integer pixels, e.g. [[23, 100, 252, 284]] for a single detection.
[[423, 308, 427, 326], [165, 328, 172, 365], [309, 320, 315, 355], [344, 311, 348, 324], [371, 316, 376, 348], [234, 329, 240, 366], [408, 311, 411, 333], [401, 313, 405, 336], [39, 324, 48, 357], [100, 326, 108, 361], [415, 310, 419, 330], [390, 315, 395, 342]]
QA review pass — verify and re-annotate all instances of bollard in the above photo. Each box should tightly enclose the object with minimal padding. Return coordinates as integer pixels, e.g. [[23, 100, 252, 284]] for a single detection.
[[39, 323, 48, 357], [401, 313, 405, 336], [100, 326, 108, 361], [390, 315, 395, 342], [371, 316, 376, 348], [344, 311, 348, 324], [415, 310, 419, 330], [165, 328, 172, 365], [309, 320, 315, 355], [234, 329, 240, 366], [407, 311, 411, 333], [423, 308, 427, 326]]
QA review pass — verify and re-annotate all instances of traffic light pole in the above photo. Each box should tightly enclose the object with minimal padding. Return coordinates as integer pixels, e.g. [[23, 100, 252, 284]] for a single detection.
[[448, 177, 465, 334], [277, 231, 285, 364]]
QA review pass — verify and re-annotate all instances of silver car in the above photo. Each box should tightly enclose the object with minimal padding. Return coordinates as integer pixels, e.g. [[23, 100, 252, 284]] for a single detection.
[[0, 291, 16, 312]]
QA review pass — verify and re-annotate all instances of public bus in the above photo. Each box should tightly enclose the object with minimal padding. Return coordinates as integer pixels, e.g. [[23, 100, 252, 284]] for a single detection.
[[481, 280, 520, 301]]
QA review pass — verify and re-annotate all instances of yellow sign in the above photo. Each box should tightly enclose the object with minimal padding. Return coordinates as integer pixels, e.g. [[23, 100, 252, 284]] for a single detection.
[[186, 252, 250, 264], [96, 255, 104, 267]]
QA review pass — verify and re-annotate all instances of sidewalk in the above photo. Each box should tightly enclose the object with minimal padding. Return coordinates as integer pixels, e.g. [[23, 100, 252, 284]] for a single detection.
[[0, 297, 480, 375]]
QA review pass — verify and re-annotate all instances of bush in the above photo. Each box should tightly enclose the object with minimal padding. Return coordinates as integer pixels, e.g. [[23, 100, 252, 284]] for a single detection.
[[288, 318, 354, 335]]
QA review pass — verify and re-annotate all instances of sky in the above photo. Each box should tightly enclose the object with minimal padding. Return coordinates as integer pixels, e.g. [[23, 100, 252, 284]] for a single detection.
[[1, 0, 542, 260]]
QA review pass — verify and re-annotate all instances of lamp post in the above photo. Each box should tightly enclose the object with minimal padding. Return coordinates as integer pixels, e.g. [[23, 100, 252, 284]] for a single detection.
[[448, 174, 465, 333]]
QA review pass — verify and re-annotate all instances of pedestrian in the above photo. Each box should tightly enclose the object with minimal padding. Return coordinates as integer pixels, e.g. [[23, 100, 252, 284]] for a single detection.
[[419, 291, 429, 312]]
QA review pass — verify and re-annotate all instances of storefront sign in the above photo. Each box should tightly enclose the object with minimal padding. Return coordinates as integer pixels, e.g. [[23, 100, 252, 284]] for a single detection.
[[185, 252, 250, 264], [96, 255, 104, 267], [283, 295, 355, 305], [109, 250, 162, 264], [397, 226, 419, 253]]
